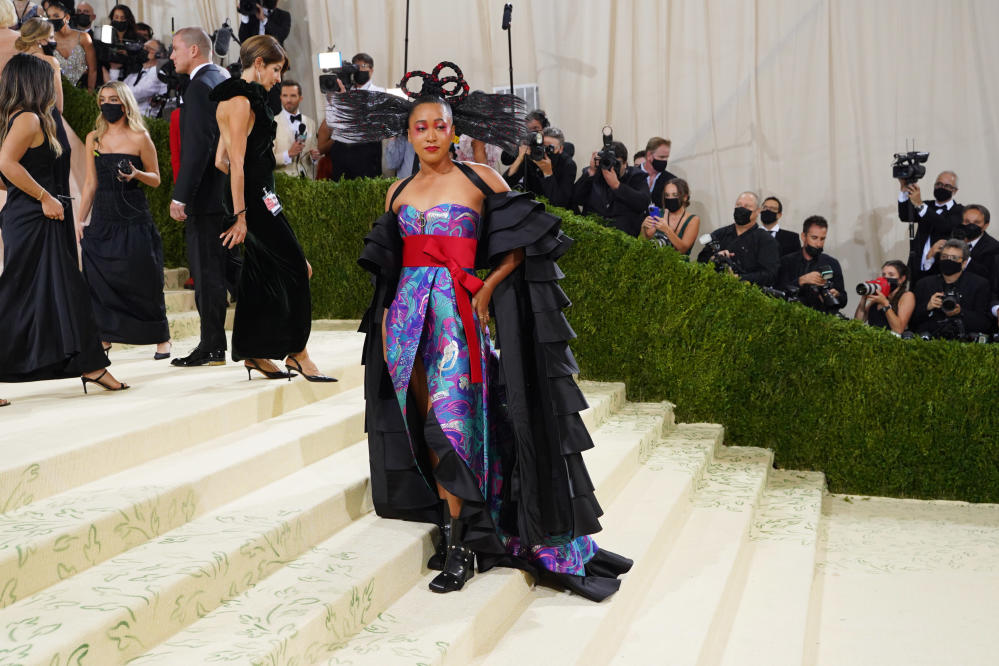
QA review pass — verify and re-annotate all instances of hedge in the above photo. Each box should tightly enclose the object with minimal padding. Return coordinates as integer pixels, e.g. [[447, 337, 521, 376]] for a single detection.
[[61, 82, 999, 504]]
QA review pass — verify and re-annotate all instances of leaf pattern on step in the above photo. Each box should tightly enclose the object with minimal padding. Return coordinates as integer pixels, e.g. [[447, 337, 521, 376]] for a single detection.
[[749, 471, 825, 544], [690, 447, 772, 511]]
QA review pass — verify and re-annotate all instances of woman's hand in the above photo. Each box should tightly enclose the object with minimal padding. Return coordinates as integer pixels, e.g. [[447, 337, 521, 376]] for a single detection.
[[118, 167, 138, 182], [305, 259, 313, 279], [75, 220, 84, 242], [472, 284, 493, 331], [41, 192, 64, 220], [870, 293, 891, 309], [220, 214, 247, 249], [641, 215, 658, 239]]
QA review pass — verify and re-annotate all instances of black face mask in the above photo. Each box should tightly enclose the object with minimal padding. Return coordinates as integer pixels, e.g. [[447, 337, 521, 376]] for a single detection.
[[112, 20, 129, 33], [50, 18, 65, 32], [100, 103, 125, 124], [75, 13, 93, 28], [804, 244, 823, 259], [958, 223, 983, 241], [933, 187, 953, 203], [938, 259, 962, 276], [733, 207, 753, 226], [354, 70, 371, 86], [663, 197, 681, 213], [41, 41, 56, 56], [651, 158, 668, 173], [760, 209, 778, 225]]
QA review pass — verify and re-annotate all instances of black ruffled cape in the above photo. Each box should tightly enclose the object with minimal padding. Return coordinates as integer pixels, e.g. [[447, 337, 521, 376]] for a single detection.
[[357, 162, 630, 601]]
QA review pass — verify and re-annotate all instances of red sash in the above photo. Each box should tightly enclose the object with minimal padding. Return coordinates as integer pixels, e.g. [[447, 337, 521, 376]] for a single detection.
[[402, 235, 485, 383]]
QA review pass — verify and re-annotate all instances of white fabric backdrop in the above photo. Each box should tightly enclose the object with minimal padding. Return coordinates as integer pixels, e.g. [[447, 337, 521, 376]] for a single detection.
[[129, 0, 999, 287]]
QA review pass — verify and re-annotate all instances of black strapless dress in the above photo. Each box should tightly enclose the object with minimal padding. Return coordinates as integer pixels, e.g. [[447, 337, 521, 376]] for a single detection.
[[80, 152, 169, 344], [209, 78, 311, 361], [0, 110, 109, 381]]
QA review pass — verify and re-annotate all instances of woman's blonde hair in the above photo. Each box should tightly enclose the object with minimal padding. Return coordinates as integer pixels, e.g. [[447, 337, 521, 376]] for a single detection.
[[0, 0, 17, 30], [94, 81, 146, 146], [15, 18, 53, 52]]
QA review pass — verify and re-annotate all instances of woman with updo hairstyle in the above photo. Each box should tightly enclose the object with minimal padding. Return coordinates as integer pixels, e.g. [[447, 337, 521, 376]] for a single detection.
[[0, 53, 128, 395], [210, 34, 333, 382], [14, 17, 62, 111], [641, 176, 700, 255]]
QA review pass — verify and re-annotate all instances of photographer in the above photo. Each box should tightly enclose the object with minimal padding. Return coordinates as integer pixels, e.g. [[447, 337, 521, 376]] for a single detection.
[[237, 0, 290, 46], [571, 139, 649, 236], [317, 52, 384, 181], [923, 204, 999, 288], [641, 137, 678, 207], [898, 169, 964, 282], [696, 191, 780, 286], [776, 215, 847, 314], [99, 4, 142, 80], [854, 260, 915, 334], [274, 79, 319, 179], [503, 126, 576, 208], [760, 196, 801, 257], [118, 39, 168, 117], [911, 239, 992, 338]]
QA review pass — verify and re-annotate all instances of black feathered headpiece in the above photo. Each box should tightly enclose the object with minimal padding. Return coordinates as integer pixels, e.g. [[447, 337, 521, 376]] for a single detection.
[[328, 61, 526, 155]]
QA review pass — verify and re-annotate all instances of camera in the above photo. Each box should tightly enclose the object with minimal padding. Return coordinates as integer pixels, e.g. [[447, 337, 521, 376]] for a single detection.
[[95, 25, 146, 68], [595, 125, 618, 171], [238, 0, 276, 14], [699, 233, 742, 275], [941, 287, 960, 313], [856, 276, 899, 297], [318, 51, 361, 94], [526, 131, 545, 161], [150, 60, 188, 118], [892, 150, 929, 184], [761, 285, 801, 302], [116, 158, 134, 181]]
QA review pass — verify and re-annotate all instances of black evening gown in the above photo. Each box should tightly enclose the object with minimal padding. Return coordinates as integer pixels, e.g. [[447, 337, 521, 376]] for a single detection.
[[0, 110, 109, 381], [209, 78, 311, 361], [80, 152, 169, 344]]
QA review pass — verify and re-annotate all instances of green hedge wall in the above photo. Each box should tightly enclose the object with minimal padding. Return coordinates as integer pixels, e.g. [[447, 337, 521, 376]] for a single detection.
[[61, 82, 999, 504]]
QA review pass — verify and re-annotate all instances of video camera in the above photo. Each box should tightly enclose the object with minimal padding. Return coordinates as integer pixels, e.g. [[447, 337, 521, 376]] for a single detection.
[[95, 25, 145, 68], [151, 60, 187, 119], [595, 126, 618, 171], [317, 51, 362, 94], [892, 151, 929, 185]]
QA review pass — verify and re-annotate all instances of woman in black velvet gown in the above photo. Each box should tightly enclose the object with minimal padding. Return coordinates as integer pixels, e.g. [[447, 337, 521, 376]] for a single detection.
[[78, 81, 170, 359], [0, 53, 128, 395], [211, 35, 333, 382]]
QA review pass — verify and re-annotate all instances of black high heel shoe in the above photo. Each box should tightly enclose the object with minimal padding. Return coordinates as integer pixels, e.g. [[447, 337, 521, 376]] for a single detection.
[[284, 357, 337, 383], [81, 370, 129, 394], [102, 343, 111, 361], [153, 341, 172, 361], [427, 500, 450, 571], [245, 359, 294, 381], [429, 516, 475, 593]]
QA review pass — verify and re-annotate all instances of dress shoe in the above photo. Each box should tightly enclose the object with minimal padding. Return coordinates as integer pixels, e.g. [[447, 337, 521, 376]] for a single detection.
[[171, 347, 226, 367]]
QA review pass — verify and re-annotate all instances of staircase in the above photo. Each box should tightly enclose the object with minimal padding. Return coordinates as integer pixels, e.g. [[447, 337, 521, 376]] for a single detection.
[[1, 272, 997, 665]]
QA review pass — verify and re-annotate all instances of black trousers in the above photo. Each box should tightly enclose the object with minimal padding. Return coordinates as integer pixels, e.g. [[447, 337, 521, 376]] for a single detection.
[[185, 212, 229, 350]]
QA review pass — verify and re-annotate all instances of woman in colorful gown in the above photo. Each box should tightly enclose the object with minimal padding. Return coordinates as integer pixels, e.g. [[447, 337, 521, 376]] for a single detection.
[[333, 62, 631, 600], [0, 53, 127, 395], [211, 35, 334, 382], [78, 81, 170, 359]]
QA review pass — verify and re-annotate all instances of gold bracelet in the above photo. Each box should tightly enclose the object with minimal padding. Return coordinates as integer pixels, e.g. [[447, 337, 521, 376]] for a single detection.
[[36, 187, 46, 202]]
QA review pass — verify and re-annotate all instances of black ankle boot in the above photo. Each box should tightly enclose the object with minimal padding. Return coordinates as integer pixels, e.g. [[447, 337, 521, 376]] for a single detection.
[[428, 516, 474, 593], [427, 501, 450, 571]]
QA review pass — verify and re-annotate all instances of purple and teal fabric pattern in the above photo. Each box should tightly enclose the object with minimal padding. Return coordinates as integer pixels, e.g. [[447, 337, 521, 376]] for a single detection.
[[384, 202, 598, 577]]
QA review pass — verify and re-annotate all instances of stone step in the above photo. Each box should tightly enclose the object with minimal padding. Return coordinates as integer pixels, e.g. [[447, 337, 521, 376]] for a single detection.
[[127, 401, 674, 665], [0, 439, 375, 665], [0, 386, 367, 609], [163, 267, 190, 290], [164, 289, 196, 314], [0, 331, 365, 513], [717, 470, 826, 666], [478, 424, 725, 666], [610, 446, 773, 666]]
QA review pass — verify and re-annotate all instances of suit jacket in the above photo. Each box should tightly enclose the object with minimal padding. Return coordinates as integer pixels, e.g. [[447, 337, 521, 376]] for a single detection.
[[173, 64, 228, 215], [273, 109, 318, 178], [965, 232, 999, 292], [238, 8, 291, 45], [763, 227, 801, 258], [911, 270, 992, 335], [898, 197, 964, 281]]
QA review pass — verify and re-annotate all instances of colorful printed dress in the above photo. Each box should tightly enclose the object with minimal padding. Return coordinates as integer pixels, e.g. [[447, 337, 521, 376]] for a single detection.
[[360, 162, 631, 601]]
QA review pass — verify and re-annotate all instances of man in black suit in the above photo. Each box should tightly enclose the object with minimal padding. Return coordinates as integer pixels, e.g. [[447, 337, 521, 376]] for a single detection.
[[760, 196, 801, 258], [697, 191, 780, 286], [237, 0, 291, 45], [572, 140, 650, 236], [911, 239, 993, 337], [950, 205, 999, 290], [641, 137, 678, 207], [169, 27, 230, 367], [502, 126, 577, 208], [898, 170, 964, 283], [776, 215, 847, 314]]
